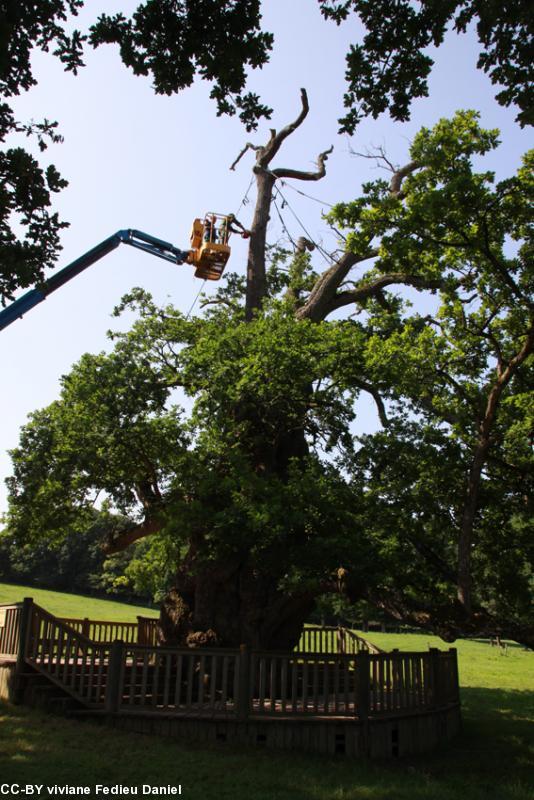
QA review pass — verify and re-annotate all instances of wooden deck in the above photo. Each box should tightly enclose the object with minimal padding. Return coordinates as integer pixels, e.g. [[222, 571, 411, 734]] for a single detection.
[[0, 598, 461, 757]]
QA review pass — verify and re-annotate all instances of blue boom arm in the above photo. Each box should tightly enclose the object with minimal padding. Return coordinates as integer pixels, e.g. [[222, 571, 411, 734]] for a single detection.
[[0, 229, 191, 332]]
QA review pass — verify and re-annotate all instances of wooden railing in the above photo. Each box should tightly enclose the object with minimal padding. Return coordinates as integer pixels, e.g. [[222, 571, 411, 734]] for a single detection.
[[0, 603, 22, 657], [10, 599, 459, 724], [59, 616, 158, 646], [250, 651, 358, 716], [298, 626, 382, 655], [26, 603, 111, 706], [107, 643, 242, 716]]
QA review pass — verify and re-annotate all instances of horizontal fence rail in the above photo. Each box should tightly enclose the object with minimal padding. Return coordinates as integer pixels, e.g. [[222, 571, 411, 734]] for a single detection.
[[250, 651, 358, 716], [0, 603, 22, 657]]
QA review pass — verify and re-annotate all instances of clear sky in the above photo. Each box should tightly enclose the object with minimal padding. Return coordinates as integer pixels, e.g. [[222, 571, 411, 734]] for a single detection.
[[0, 1, 530, 514]]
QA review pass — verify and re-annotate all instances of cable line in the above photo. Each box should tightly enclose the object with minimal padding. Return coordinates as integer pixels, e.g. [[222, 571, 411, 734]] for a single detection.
[[185, 279, 206, 319], [279, 180, 334, 208], [274, 186, 334, 265], [272, 194, 298, 249]]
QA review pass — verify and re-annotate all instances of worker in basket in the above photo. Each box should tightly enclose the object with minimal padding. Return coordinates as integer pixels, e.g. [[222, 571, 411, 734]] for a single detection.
[[219, 214, 250, 245]]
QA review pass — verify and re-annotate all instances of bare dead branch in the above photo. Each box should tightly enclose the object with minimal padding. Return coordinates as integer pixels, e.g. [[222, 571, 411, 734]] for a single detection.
[[349, 143, 397, 173], [258, 88, 310, 168], [230, 142, 262, 171], [271, 145, 334, 181]]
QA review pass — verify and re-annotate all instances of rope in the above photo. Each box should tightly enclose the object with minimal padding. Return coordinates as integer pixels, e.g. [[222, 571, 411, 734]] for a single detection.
[[185, 279, 206, 320], [234, 175, 255, 219]]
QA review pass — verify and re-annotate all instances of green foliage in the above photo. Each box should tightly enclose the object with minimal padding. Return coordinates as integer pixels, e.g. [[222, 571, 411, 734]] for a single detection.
[[89, 1, 274, 131], [0, 1, 84, 301], [319, 0, 534, 131]]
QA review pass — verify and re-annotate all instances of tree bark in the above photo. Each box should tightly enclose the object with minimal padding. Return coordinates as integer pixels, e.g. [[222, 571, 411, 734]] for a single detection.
[[245, 170, 276, 319], [160, 552, 315, 650]]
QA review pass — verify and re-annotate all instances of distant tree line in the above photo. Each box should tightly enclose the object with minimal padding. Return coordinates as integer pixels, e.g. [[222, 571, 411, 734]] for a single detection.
[[0, 511, 157, 605]]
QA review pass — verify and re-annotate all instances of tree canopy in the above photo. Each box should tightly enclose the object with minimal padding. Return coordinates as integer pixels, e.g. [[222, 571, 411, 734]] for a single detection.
[[6, 104, 533, 648]]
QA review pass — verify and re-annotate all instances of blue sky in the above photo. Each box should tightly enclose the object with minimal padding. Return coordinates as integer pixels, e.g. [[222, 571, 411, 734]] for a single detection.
[[0, 1, 531, 513]]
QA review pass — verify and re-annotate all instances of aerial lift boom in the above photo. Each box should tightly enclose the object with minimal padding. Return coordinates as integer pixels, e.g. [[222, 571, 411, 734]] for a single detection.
[[0, 215, 241, 332]]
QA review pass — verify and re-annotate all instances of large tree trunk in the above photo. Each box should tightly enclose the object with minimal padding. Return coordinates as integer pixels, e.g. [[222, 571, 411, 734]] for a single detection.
[[245, 171, 275, 320], [159, 553, 315, 650]]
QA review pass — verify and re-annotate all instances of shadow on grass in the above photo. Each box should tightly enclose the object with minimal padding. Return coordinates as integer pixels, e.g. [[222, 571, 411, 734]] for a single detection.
[[0, 689, 532, 800]]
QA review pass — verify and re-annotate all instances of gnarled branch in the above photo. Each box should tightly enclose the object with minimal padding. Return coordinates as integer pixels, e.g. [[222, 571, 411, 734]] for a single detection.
[[230, 142, 262, 172], [272, 145, 334, 181]]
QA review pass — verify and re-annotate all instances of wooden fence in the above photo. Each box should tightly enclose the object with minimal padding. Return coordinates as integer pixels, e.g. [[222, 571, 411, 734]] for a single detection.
[[1, 599, 460, 727], [299, 625, 381, 655], [59, 616, 158, 647], [0, 603, 21, 658]]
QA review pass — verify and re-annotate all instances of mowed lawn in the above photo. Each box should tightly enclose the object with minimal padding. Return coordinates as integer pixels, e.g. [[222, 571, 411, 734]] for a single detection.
[[0, 585, 533, 799], [0, 581, 159, 621]]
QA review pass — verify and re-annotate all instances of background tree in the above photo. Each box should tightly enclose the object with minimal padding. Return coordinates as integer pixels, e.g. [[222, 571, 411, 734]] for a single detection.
[[6, 98, 533, 648], [0, 509, 153, 603], [318, 0, 534, 131]]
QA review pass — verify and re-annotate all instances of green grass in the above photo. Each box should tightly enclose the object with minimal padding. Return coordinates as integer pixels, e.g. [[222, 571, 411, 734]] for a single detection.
[[1, 622, 533, 799], [0, 581, 158, 621], [0, 634, 532, 800]]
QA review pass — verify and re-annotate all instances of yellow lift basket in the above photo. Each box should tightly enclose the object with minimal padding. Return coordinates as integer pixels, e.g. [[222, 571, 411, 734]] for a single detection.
[[187, 212, 232, 280]]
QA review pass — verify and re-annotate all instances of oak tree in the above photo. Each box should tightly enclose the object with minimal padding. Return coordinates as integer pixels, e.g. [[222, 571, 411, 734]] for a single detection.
[[7, 99, 533, 648]]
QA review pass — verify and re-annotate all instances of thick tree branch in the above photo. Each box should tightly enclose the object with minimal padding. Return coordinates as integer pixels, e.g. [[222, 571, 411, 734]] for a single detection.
[[389, 160, 419, 196], [104, 515, 162, 555], [257, 88, 310, 168], [321, 273, 448, 317], [353, 379, 389, 427], [271, 145, 334, 181], [364, 587, 534, 649], [296, 250, 378, 322]]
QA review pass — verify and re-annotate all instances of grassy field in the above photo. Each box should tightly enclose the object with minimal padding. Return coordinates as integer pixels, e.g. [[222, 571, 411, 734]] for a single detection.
[[0, 581, 159, 621], [0, 585, 532, 799]]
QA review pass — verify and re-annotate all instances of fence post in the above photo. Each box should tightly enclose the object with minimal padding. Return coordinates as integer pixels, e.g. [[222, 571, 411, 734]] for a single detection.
[[356, 651, 370, 755], [105, 640, 124, 714], [238, 644, 250, 722], [14, 597, 33, 704], [449, 647, 459, 703], [429, 648, 441, 709], [136, 617, 145, 646], [82, 618, 90, 638]]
